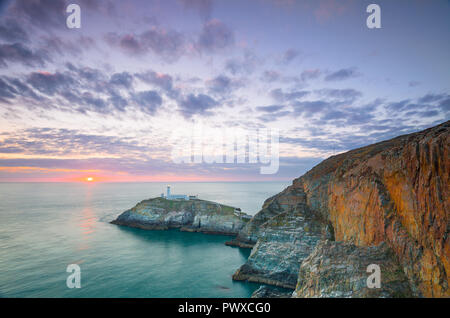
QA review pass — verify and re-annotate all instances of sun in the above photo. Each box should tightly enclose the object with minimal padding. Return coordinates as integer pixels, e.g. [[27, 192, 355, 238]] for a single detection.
[[86, 177, 94, 182]]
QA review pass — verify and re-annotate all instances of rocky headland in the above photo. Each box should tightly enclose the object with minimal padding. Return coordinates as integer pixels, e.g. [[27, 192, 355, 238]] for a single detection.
[[111, 121, 448, 298], [111, 197, 251, 236], [232, 120, 449, 298]]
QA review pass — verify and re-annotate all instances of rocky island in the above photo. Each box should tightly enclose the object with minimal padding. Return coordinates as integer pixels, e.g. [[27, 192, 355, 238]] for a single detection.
[[111, 195, 251, 236]]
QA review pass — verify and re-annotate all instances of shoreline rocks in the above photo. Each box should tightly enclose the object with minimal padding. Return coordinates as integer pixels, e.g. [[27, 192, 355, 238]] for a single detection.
[[251, 285, 293, 298]]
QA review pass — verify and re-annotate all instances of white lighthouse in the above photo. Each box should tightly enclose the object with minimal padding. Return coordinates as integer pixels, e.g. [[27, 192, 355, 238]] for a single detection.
[[162, 185, 190, 200]]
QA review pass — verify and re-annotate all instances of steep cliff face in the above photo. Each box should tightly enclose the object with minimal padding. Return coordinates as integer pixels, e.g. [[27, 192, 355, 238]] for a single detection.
[[233, 204, 331, 288], [111, 197, 250, 236], [230, 182, 311, 247], [234, 121, 449, 297], [293, 240, 413, 298]]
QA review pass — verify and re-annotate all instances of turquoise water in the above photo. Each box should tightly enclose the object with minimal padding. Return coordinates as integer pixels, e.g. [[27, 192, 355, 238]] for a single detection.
[[0, 182, 289, 298]]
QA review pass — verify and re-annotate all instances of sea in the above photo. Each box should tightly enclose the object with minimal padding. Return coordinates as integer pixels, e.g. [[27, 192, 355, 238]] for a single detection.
[[0, 182, 289, 298]]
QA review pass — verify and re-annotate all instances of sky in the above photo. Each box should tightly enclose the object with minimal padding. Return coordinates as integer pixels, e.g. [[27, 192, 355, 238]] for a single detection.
[[0, 0, 449, 182]]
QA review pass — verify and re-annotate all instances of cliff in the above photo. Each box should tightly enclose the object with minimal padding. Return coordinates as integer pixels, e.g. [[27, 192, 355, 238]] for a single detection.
[[111, 197, 251, 236], [233, 120, 449, 297], [232, 205, 331, 289], [293, 240, 413, 297]]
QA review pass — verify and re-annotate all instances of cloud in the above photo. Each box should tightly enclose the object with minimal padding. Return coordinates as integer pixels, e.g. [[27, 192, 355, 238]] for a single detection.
[[293, 100, 330, 116], [261, 70, 281, 82], [105, 27, 186, 61], [79, 93, 108, 114], [287, 91, 447, 130], [8, 0, 66, 29], [0, 155, 325, 182], [178, 93, 218, 118], [0, 43, 47, 67], [140, 28, 186, 59], [66, 63, 106, 83], [260, 69, 300, 84], [0, 19, 29, 42], [325, 67, 360, 81], [256, 105, 285, 112], [108, 92, 128, 112], [179, 0, 213, 21], [290, 94, 376, 126], [225, 51, 260, 75], [0, 17, 94, 69], [105, 33, 142, 54], [7, 0, 116, 29], [206, 75, 242, 95], [385, 99, 411, 112], [3, 77, 42, 101], [300, 69, 321, 82], [132, 90, 163, 115], [1, 65, 164, 115], [405, 110, 439, 118], [418, 93, 448, 104], [281, 48, 300, 64], [106, 20, 235, 60], [0, 127, 147, 157], [438, 97, 450, 112], [258, 110, 291, 122], [316, 88, 362, 102], [255, 104, 291, 122], [109, 72, 134, 89], [279, 122, 421, 154], [197, 19, 234, 52], [62, 88, 126, 114], [270, 88, 309, 102], [27, 71, 75, 96], [314, 0, 352, 23], [135, 70, 177, 97], [0, 77, 18, 103], [39, 36, 84, 58]]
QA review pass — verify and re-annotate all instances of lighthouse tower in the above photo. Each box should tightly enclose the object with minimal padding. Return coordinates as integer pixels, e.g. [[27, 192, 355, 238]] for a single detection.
[[163, 185, 188, 200]]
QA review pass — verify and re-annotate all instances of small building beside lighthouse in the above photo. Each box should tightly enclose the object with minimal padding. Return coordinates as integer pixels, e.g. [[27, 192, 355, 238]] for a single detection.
[[161, 185, 195, 201]]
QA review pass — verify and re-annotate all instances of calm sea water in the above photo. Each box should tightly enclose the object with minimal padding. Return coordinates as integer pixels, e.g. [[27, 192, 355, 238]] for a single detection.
[[0, 182, 289, 298]]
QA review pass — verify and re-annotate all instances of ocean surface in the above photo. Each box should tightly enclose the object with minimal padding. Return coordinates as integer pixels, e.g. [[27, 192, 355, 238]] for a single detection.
[[0, 182, 289, 298]]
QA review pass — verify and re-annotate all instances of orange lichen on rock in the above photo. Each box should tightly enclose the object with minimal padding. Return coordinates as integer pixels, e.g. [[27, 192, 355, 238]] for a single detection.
[[299, 121, 449, 297], [234, 121, 449, 297]]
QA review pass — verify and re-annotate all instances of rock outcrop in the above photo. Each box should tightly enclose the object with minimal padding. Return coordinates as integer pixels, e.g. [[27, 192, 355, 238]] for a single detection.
[[111, 197, 250, 236], [251, 285, 293, 298], [293, 240, 413, 298], [233, 121, 449, 297], [232, 205, 331, 289]]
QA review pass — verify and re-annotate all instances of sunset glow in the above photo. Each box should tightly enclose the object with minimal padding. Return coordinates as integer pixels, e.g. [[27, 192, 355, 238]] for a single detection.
[[0, 0, 448, 183]]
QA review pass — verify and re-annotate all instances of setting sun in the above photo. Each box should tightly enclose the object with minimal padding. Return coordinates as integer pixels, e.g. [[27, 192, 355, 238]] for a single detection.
[[86, 177, 94, 182]]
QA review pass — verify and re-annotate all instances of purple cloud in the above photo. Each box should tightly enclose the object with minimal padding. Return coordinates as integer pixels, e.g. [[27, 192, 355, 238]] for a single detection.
[[197, 19, 234, 52], [178, 93, 218, 118], [325, 67, 360, 81]]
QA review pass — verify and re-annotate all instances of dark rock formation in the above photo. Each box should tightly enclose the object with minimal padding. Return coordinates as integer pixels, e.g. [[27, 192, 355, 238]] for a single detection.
[[251, 285, 293, 298], [232, 205, 331, 289], [111, 197, 250, 236], [293, 240, 413, 298]]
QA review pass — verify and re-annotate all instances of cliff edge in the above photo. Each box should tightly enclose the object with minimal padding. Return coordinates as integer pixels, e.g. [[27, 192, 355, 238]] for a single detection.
[[233, 120, 449, 297]]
